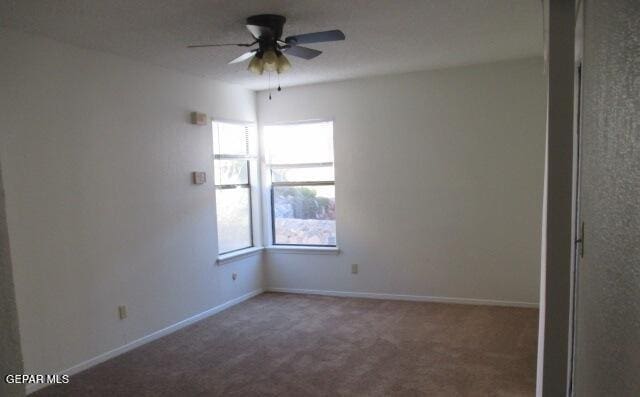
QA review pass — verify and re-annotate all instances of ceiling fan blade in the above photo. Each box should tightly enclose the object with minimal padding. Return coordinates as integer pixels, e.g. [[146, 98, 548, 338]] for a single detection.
[[228, 50, 257, 64], [187, 42, 254, 48], [246, 24, 274, 39], [285, 30, 345, 45], [283, 45, 322, 60]]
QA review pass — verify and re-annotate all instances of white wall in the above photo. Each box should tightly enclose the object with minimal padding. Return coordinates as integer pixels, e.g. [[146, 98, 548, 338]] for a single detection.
[[258, 58, 546, 305], [0, 30, 263, 377]]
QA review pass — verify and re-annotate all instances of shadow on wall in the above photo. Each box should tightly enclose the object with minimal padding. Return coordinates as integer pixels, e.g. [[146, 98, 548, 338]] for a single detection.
[[0, 158, 25, 397]]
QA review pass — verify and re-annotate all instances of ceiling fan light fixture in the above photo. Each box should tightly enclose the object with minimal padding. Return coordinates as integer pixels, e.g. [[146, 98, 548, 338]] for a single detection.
[[276, 54, 291, 74], [262, 49, 278, 72], [247, 55, 264, 75]]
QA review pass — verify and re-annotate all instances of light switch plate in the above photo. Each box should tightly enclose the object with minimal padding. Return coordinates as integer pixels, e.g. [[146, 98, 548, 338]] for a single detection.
[[118, 305, 127, 320]]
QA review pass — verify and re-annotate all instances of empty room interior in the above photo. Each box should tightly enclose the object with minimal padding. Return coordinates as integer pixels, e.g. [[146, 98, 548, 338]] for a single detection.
[[1, 1, 639, 396]]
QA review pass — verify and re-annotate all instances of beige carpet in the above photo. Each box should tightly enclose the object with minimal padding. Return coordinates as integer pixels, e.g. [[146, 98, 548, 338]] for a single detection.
[[34, 292, 538, 396]]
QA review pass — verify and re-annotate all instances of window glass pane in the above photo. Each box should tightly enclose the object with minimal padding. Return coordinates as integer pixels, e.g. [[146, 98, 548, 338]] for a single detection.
[[216, 187, 252, 253], [264, 122, 334, 164], [271, 166, 334, 183], [273, 185, 336, 246], [213, 122, 248, 156], [214, 160, 248, 186]]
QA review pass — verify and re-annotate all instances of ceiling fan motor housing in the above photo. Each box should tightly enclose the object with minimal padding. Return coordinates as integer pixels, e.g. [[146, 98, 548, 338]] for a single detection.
[[246, 14, 286, 40]]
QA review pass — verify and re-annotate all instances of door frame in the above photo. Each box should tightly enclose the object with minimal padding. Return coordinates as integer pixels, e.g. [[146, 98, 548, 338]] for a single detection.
[[567, 2, 585, 394], [537, 0, 578, 396]]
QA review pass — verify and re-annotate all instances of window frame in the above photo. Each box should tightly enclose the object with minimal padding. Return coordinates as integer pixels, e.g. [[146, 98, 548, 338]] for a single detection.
[[263, 119, 337, 248], [212, 119, 258, 256]]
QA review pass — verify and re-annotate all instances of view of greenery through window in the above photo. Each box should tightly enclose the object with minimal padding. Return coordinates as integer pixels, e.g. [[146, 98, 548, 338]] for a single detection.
[[264, 121, 336, 246], [273, 185, 336, 245]]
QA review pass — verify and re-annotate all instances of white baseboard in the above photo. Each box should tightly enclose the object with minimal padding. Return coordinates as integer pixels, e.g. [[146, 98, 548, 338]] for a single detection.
[[26, 288, 264, 395], [267, 287, 539, 308]]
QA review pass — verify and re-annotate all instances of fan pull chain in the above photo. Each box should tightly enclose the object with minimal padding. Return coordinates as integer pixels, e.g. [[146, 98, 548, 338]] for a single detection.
[[268, 72, 272, 100], [277, 73, 281, 92]]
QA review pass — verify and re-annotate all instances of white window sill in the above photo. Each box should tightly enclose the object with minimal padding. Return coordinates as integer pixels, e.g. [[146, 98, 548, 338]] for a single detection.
[[216, 246, 264, 265], [265, 246, 341, 255]]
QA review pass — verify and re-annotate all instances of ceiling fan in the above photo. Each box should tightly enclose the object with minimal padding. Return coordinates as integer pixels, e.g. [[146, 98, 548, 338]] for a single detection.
[[187, 14, 346, 75]]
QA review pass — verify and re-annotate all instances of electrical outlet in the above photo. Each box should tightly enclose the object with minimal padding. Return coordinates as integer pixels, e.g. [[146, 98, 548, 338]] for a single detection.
[[351, 264, 358, 274], [232, 273, 238, 281], [118, 305, 127, 320]]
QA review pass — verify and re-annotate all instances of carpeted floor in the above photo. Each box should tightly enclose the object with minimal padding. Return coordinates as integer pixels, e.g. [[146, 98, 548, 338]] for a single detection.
[[34, 293, 538, 396]]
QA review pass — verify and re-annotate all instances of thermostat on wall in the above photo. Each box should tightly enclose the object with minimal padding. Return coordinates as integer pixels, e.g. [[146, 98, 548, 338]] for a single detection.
[[191, 112, 208, 126], [192, 171, 206, 185]]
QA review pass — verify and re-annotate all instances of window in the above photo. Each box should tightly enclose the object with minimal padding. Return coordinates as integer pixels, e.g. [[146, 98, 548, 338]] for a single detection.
[[264, 121, 336, 246], [213, 120, 256, 254]]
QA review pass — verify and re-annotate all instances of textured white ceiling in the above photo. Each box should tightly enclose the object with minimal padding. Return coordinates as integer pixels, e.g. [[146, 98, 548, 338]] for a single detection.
[[1, 0, 542, 90]]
